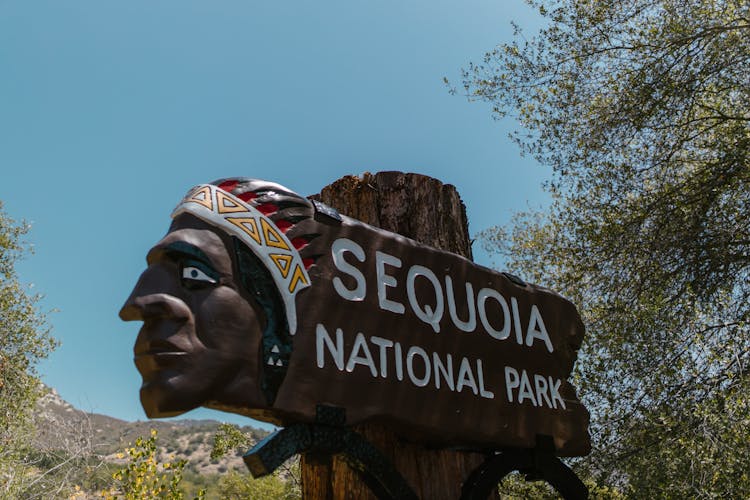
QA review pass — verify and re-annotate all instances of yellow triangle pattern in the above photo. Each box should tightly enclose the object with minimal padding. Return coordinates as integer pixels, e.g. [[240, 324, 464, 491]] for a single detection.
[[176, 184, 313, 334], [270, 253, 293, 278], [227, 217, 262, 245], [187, 186, 213, 210], [216, 191, 246, 214], [260, 218, 290, 250], [288, 264, 308, 293]]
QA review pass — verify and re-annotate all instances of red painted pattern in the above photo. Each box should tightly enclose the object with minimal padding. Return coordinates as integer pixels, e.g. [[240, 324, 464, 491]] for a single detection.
[[237, 191, 258, 203], [256, 203, 278, 216], [217, 180, 239, 192], [275, 220, 293, 232], [291, 237, 308, 250]]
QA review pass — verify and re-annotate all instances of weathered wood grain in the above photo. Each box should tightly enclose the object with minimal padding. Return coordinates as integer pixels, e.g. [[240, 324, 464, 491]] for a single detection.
[[302, 171, 495, 500]]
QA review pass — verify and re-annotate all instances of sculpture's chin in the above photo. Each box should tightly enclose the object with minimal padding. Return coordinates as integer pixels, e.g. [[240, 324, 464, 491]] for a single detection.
[[139, 379, 202, 418], [135, 360, 264, 419]]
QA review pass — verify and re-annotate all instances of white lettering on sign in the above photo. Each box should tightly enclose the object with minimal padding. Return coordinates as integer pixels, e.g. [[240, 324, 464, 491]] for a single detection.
[[331, 239, 366, 301], [316, 324, 344, 370], [315, 323, 495, 399], [394, 342, 404, 381], [527, 305, 553, 353], [330, 240, 555, 353], [346, 332, 377, 377], [433, 352, 454, 391], [511, 296, 523, 345], [376, 251, 405, 314], [370, 336, 394, 378], [477, 359, 494, 399], [477, 288, 511, 341], [406, 265, 443, 333], [445, 275, 476, 332], [456, 357, 478, 395], [406, 346, 431, 387], [504, 366, 566, 410]]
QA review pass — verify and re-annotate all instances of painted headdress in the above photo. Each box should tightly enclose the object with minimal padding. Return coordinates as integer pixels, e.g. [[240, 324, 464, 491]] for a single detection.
[[172, 179, 313, 335], [172, 178, 322, 404]]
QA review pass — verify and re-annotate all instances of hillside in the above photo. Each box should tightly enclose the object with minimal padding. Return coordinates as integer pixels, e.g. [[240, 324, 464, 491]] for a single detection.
[[33, 386, 270, 476]]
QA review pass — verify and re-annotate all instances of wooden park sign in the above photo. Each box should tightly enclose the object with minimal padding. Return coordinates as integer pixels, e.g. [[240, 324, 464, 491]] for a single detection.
[[120, 174, 590, 498]]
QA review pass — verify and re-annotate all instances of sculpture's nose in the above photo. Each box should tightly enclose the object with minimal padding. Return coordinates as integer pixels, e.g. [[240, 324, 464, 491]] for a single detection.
[[119, 294, 142, 321], [119, 292, 189, 321], [119, 291, 153, 321], [119, 265, 186, 322]]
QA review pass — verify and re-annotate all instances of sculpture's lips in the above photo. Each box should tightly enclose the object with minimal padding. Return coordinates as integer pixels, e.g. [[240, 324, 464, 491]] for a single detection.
[[134, 350, 188, 375], [135, 351, 188, 358], [134, 339, 185, 357]]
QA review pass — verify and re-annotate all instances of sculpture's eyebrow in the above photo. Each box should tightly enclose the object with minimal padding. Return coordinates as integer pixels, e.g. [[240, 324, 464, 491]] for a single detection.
[[148, 241, 215, 268], [164, 241, 214, 264]]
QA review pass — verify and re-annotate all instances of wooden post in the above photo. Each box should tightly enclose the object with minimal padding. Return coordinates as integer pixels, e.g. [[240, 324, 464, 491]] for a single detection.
[[302, 172, 497, 499]]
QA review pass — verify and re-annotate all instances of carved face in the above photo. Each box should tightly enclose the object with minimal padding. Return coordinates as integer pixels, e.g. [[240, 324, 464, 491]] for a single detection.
[[119, 214, 264, 417]]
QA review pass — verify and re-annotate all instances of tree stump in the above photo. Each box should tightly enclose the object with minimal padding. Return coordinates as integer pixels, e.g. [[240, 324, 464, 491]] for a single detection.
[[301, 172, 496, 499]]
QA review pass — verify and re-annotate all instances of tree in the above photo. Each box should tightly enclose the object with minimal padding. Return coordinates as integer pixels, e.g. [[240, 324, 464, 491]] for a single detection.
[[216, 469, 300, 500], [102, 429, 205, 500], [0, 201, 58, 496], [211, 423, 300, 500], [460, 0, 750, 496]]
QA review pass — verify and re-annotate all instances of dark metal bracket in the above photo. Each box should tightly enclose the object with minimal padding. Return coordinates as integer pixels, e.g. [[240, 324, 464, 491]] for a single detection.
[[244, 414, 585, 500], [243, 405, 418, 500], [460, 435, 588, 500]]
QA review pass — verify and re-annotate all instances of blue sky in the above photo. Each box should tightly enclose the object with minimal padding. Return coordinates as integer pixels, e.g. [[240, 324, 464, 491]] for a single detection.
[[0, 1, 547, 429]]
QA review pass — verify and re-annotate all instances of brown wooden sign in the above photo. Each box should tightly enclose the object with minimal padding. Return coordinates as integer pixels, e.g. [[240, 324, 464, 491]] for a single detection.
[[120, 177, 590, 457]]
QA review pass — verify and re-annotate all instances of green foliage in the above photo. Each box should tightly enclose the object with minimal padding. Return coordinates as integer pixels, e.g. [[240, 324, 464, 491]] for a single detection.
[[464, 0, 750, 496], [13, 448, 117, 499], [210, 423, 300, 500], [178, 471, 219, 500], [497, 472, 625, 499], [103, 429, 205, 500], [216, 469, 300, 500], [210, 423, 252, 461], [0, 201, 57, 495]]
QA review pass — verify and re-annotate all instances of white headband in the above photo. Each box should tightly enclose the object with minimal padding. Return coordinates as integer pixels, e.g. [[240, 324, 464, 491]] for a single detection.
[[171, 184, 311, 335]]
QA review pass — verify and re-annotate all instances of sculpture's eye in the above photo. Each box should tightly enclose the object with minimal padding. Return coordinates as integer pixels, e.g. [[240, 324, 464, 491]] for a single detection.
[[180, 261, 218, 288]]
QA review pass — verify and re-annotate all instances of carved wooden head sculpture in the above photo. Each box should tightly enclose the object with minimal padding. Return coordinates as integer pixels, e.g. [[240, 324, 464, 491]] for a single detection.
[[120, 177, 591, 457], [119, 178, 318, 420]]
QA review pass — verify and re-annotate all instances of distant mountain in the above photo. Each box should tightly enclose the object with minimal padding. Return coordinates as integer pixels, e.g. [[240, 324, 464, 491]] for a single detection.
[[34, 386, 269, 475]]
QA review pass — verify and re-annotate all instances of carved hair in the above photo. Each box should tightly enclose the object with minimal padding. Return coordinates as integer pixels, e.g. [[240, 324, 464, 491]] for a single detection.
[[210, 178, 319, 405]]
